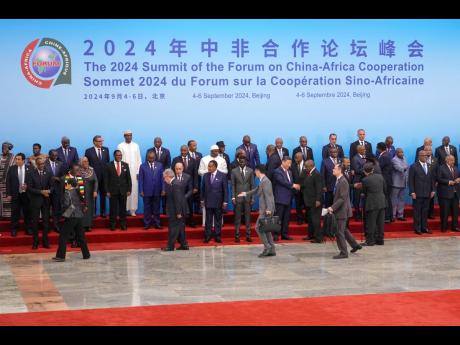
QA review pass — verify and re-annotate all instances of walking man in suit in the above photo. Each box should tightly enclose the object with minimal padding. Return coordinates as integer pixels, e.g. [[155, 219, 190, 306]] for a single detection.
[[236, 135, 260, 170], [201, 160, 228, 243], [409, 150, 436, 235], [5, 153, 32, 236], [322, 133, 344, 160], [293, 136, 315, 161], [105, 150, 132, 231], [56, 136, 79, 172], [27, 157, 53, 249], [273, 156, 300, 241], [437, 155, 460, 232], [238, 165, 276, 257], [84, 135, 110, 217], [327, 164, 362, 259], [299, 160, 324, 243], [139, 151, 164, 230], [161, 169, 189, 251], [321, 147, 341, 208], [435, 136, 458, 167], [231, 157, 255, 242], [349, 129, 374, 159]]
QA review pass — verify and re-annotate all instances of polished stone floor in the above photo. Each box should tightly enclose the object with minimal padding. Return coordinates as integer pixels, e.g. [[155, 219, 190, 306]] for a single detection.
[[1, 237, 460, 314]]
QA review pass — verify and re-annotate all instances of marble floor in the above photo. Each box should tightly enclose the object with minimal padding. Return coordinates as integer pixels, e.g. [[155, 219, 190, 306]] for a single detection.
[[1, 236, 460, 314]]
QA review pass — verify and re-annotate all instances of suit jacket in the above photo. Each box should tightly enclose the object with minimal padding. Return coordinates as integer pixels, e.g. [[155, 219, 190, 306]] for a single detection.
[[6, 165, 33, 197], [246, 176, 275, 215], [391, 156, 409, 188], [104, 161, 132, 195], [291, 160, 305, 184], [320, 157, 341, 191], [146, 147, 171, 169], [139, 161, 164, 197], [273, 167, 294, 205], [174, 173, 193, 201], [299, 168, 323, 207], [231, 166, 255, 201], [321, 144, 344, 160], [437, 164, 460, 199], [292, 146, 314, 161], [377, 145, 396, 158], [331, 176, 353, 220], [349, 140, 374, 159], [409, 161, 435, 198], [26, 169, 53, 207], [84, 146, 110, 180], [165, 178, 188, 218], [377, 151, 393, 189], [351, 154, 367, 183], [272, 147, 289, 161], [266, 154, 282, 181], [172, 155, 198, 189], [200, 171, 228, 208], [45, 159, 65, 178], [361, 173, 387, 211], [220, 153, 231, 176], [236, 143, 260, 170], [435, 145, 458, 167], [56, 146, 79, 172], [426, 156, 439, 181]]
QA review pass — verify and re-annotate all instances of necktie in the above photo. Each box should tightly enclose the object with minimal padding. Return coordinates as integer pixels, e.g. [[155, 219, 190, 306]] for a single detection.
[[423, 163, 428, 174], [246, 145, 250, 153], [98, 148, 102, 160], [157, 148, 161, 158], [18, 167, 23, 193], [302, 147, 306, 159], [64, 149, 68, 161], [191, 152, 195, 159], [298, 164, 302, 174], [211, 173, 215, 184], [150, 163, 154, 172], [450, 166, 455, 178], [333, 158, 337, 165], [285, 169, 291, 183], [183, 156, 188, 170], [278, 149, 283, 159], [360, 141, 364, 146], [117, 162, 121, 176], [51, 161, 55, 175], [241, 168, 245, 178], [178, 175, 182, 182], [446, 146, 450, 155]]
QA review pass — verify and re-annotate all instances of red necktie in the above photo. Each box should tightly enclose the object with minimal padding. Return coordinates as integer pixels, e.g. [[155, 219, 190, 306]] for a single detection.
[[117, 162, 121, 176]]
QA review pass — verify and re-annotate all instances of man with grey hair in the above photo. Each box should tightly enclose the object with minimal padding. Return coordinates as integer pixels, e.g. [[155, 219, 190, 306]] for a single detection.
[[415, 137, 432, 163], [349, 128, 374, 159], [161, 169, 189, 251], [293, 135, 314, 161], [56, 136, 79, 172], [391, 148, 409, 220], [273, 137, 289, 161]]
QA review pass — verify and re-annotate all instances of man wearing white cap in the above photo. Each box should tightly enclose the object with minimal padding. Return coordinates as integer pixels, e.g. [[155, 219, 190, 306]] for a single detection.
[[117, 130, 142, 216]]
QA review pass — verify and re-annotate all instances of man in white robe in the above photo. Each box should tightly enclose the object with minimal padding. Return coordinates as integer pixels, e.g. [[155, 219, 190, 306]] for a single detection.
[[117, 130, 142, 216]]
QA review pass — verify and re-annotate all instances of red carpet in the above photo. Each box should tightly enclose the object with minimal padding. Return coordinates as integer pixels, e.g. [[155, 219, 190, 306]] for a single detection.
[[1, 289, 459, 325]]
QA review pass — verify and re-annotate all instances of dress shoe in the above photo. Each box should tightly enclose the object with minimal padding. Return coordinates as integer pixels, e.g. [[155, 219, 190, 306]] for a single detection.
[[350, 244, 363, 253], [376, 241, 384, 245], [246, 237, 253, 242], [109, 225, 116, 231], [52, 257, 65, 262], [441, 229, 448, 233], [84, 227, 91, 232], [10, 230, 17, 237], [32, 243, 38, 249], [177, 246, 189, 250], [310, 239, 323, 244], [215, 237, 222, 243], [188, 223, 197, 228], [203, 237, 211, 243], [266, 251, 276, 256], [360, 242, 375, 246], [100, 213, 106, 218], [422, 229, 432, 234], [235, 237, 240, 243], [120, 225, 128, 231], [296, 220, 304, 225], [384, 220, 391, 224], [415, 231, 422, 235], [83, 255, 91, 260], [26, 230, 33, 236], [397, 217, 407, 221], [154, 225, 163, 229], [281, 236, 293, 240], [333, 254, 348, 259], [451, 228, 460, 232], [258, 250, 269, 258], [273, 235, 279, 241], [428, 215, 435, 219], [161, 247, 174, 251], [144, 225, 151, 230]]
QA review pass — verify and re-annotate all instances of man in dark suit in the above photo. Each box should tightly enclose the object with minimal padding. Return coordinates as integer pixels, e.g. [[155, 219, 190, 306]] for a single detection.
[[104, 150, 132, 231], [84, 135, 110, 217], [437, 155, 460, 232], [356, 163, 387, 246], [216, 141, 231, 176], [172, 145, 198, 227], [146, 137, 171, 216], [273, 156, 300, 241], [231, 157, 255, 242], [201, 160, 228, 243], [299, 160, 324, 243], [291, 152, 307, 224], [139, 151, 164, 230], [327, 163, 362, 259], [173, 161, 194, 237], [322, 133, 344, 160], [349, 128, 374, 159], [27, 157, 53, 249], [236, 135, 260, 170], [266, 144, 281, 182], [321, 147, 341, 208], [56, 136, 79, 172], [409, 150, 436, 235], [425, 145, 439, 219], [161, 169, 189, 251], [273, 137, 289, 161], [188, 139, 203, 216], [293, 135, 314, 162], [415, 138, 432, 162], [45, 150, 65, 232], [6, 153, 32, 236], [351, 145, 367, 220], [376, 142, 393, 223], [383, 136, 396, 158], [435, 136, 458, 167]]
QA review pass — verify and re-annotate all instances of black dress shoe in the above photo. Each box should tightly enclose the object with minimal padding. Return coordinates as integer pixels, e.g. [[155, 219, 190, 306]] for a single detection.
[[310, 239, 323, 244], [144, 225, 151, 230], [10, 230, 17, 237], [258, 250, 269, 258], [376, 241, 384, 245], [333, 254, 348, 259], [32, 243, 38, 249], [415, 231, 422, 235], [161, 247, 174, 251], [42, 243, 50, 249], [52, 257, 65, 262], [203, 237, 211, 243], [177, 246, 189, 250], [121, 225, 127, 231], [215, 237, 222, 243], [296, 220, 304, 225], [451, 228, 460, 232], [422, 229, 432, 234], [154, 225, 163, 229], [361, 242, 375, 246], [26, 230, 33, 236], [266, 251, 276, 256], [350, 245, 363, 253], [281, 236, 293, 240], [397, 217, 407, 221], [234, 237, 240, 243], [246, 237, 253, 242], [428, 215, 435, 219]]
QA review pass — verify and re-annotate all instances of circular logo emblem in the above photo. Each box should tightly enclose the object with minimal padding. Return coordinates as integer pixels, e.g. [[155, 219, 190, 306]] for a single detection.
[[31, 46, 62, 79]]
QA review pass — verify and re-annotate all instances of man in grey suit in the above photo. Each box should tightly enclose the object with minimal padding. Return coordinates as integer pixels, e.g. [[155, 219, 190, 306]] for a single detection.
[[238, 165, 276, 258], [391, 148, 409, 220], [231, 157, 255, 243], [327, 163, 362, 259]]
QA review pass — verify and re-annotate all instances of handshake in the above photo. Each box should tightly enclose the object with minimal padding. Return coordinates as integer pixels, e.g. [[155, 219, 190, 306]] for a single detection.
[[449, 178, 460, 186]]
